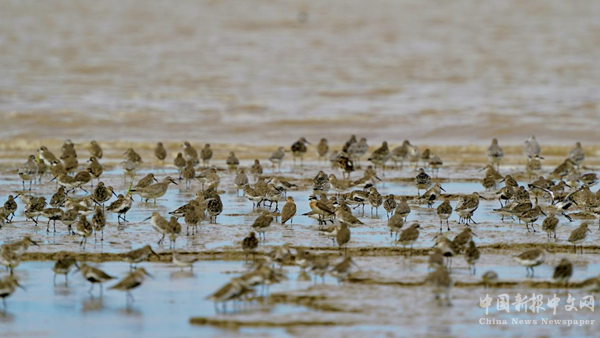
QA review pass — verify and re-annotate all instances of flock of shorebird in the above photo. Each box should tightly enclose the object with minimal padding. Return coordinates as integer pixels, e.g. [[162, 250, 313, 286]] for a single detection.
[[1, 135, 600, 310]]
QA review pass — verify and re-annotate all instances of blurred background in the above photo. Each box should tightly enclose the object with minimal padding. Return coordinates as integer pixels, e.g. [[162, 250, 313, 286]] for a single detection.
[[1, 0, 599, 145]]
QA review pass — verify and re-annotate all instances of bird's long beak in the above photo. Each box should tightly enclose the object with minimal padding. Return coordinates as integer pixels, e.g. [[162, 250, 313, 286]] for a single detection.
[[31, 240, 39, 246], [170, 179, 178, 185], [145, 271, 154, 279], [541, 210, 547, 216], [153, 178, 159, 183], [143, 216, 152, 222], [112, 191, 119, 198], [440, 187, 446, 192], [472, 232, 478, 237], [15, 281, 26, 291], [50, 177, 57, 182], [479, 196, 488, 200]]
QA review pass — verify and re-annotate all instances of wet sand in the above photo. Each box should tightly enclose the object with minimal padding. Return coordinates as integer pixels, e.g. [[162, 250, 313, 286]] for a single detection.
[[0, 144, 599, 337]]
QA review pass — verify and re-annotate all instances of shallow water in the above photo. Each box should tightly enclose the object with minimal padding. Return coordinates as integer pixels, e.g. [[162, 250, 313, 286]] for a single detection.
[[0, 261, 315, 338], [1, 0, 600, 144]]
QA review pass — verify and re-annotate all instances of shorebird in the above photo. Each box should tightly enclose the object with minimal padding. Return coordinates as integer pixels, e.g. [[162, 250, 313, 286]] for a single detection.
[[436, 197, 453, 232], [295, 249, 313, 272], [251, 212, 274, 241], [388, 212, 404, 240], [201, 144, 213, 168], [182, 141, 199, 165], [269, 147, 286, 171], [180, 161, 196, 190], [550, 159, 576, 179], [482, 270, 498, 288], [452, 228, 476, 253], [513, 248, 545, 277], [226, 152, 239, 173], [242, 232, 259, 262], [174, 153, 186, 179], [172, 254, 199, 271], [426, 266, 452, 306], [124, 148, 143, 164], [420, 183, 445, 208], [3, 195, 18, 222], [195, 167, 220, 190], [420, 148, 431, 168], [433, 236, 457, 270], [330, 256, 358, 282], [334, 153, 355, 179], [234, 169, 249, 196], [91, 207, 106, 242], [414, 168, 432, 196], [74, 215, 93, 249], [135, 173, 159, 190], [397, 222, 420, 255], [313, 171, 331, 194], [79, 263, 115, 296], [1, 236, 38, 257], [553, 258, 573, 289], [336, 222, 351, 255], [39, 146, 58, 166], [281, 196, 297, 225], [568, 142, 585, 167], [88, 157, 105, 183], [180, 200, 201, 235], [131, 176, 178, 204], [0, 276, 25, 310], [526, 155, 543, 181], [309, 195, 335, 225], [517, 205, 546, 232], [89, 141, 103, 159], [391, 140, 410, 169], [110, 267, 152, 306], [52, 255, 76, 285], [206, 278, 253, 312], [348, 137, 369, 168], [18, 155, 38, 190], [542, 211, 559, 241], [291, 137, 310, 166], [309, 255, 330, 284], [165, 217, 182, 249], [487, 138, 504, 170], [429, 155, 443, 177], [107, 194, 133, 224], [316, 138, 329, 162], [429, 248, 445, 271], [367, 187, 383, 216], [342, 135, 357, 153], [567, 222, 591, 254], [465, 241, 480, 275], [92, 182, 116, 207], [206, 194, 223, 223], [524, 135, 541, 159], [41, 207, 64, 233], [154, 142, 167, 163], [368, 141, 391, 175], [144, 212, 170, 245], [123, 245, 159, 269], [383, 194, 397, 219], [396, 196, 411, 222], [243, 184, 264, 209], [61, 154, 78, 175], [250, 159, 263, 180], [456, 192, 486, 225], [73, 168, 93, 189]]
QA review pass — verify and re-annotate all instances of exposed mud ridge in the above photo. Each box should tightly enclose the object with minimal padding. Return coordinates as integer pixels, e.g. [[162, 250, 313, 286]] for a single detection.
[[19, 242, 600, 263]]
